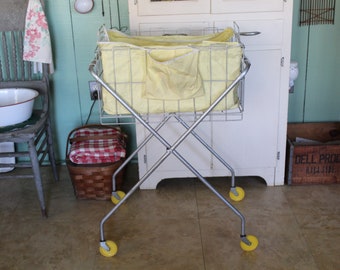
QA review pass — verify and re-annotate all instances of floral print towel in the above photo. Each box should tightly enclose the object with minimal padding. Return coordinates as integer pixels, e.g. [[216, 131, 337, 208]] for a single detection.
[[23, 0, 54, 73]]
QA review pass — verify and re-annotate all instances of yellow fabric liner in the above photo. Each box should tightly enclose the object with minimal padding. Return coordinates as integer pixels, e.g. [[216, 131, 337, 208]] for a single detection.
[[98, 28, 242, 115], [145, 47, 204, 100], [106, 28, 234, 46]]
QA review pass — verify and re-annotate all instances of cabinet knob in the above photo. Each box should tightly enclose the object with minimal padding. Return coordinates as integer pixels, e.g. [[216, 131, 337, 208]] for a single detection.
[[239, 31, 261, 36]]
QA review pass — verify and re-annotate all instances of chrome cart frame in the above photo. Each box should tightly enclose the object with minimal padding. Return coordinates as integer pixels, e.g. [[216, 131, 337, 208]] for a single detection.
[[89, 27, 258, 256]]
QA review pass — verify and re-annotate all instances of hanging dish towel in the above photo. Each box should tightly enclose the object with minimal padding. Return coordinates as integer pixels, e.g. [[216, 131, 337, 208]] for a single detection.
[[23, 0, 54, 73]]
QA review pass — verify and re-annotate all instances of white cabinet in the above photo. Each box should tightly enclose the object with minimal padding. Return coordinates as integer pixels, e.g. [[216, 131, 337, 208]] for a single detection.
[[132, 0, 284, 16], [136, 120, 213, 176], [211, 0, 284, 13], [129, 0, 293, 188], [134, 0, 210, 16], [212, 49, 282, 179]]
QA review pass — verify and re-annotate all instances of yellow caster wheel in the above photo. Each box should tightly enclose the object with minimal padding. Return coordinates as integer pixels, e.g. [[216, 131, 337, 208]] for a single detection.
[[111, 191, 126, 205], [240, 235, 258, 251], [229, 187, 245, 202], [99, 240, 118, 257]]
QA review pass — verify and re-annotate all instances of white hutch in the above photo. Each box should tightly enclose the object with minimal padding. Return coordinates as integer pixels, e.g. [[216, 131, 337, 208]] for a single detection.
[[128, 0, 294, 188]]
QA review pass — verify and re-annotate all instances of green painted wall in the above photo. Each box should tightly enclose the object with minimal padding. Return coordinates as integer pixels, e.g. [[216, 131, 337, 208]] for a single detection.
[[44, 0, 132, 162], [289, 0, 340, 122], [31, 1, 340, 161]]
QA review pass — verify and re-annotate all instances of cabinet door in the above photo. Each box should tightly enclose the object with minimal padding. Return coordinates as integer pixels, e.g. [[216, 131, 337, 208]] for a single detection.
[[212, 0, 284, 13], [137, 117, 213, 175], [212, 49, 282, 172], [134, 0, 210, 16]]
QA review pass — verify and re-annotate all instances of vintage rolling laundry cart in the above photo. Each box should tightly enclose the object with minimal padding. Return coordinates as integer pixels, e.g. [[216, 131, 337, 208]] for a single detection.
[[89, 25, 258, 257]]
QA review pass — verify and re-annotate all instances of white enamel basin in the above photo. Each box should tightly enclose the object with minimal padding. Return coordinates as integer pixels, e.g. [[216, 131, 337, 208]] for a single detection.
[[0, 88, 39, 127]]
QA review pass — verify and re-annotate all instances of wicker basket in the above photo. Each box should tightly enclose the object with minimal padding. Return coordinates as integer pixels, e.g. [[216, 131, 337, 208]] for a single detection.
[[66, 125, 126, 200]]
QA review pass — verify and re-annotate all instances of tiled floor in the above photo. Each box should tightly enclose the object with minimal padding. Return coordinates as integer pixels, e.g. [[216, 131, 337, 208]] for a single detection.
[[0, 164, 339, 270]]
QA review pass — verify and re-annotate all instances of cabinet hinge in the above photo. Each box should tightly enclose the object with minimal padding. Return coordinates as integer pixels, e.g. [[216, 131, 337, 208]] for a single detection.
[[143, 154, 147, 164], [277, 151, 281, 160], [280, 57, 285, 67]]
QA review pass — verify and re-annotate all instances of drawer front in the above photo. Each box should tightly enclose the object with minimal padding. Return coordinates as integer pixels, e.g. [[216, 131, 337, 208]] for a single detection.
[[135, 0, 210, 16], [137, 20, 284, 48], [212, 0, 284, 13], [215, 20, 284, 47], [138, 22, 212, 34]]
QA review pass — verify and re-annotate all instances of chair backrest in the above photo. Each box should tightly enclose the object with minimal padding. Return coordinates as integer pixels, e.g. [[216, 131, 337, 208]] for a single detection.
[[0, 30, 49, 113]]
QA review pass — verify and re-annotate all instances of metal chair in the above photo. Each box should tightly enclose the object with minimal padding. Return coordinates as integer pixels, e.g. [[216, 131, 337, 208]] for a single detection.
[[0, 30, 58, 217]]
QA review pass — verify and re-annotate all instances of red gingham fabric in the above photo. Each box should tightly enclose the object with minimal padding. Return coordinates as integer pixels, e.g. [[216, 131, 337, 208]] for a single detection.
[[69, 127, 127, 164], [72, 127, 125, 141]]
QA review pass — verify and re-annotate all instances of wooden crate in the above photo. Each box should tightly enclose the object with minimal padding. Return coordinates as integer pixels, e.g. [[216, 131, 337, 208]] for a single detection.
[[286, 122, 340, 185]]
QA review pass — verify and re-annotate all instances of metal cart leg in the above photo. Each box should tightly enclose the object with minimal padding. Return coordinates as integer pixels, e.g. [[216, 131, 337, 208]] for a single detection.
[[174, 114, 245, 201], [99, 124, 258, 256], [91, 57, 258, 257], [110, 114, 172, 204]]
